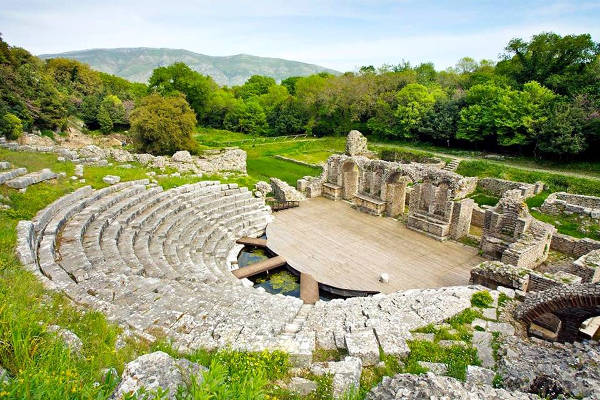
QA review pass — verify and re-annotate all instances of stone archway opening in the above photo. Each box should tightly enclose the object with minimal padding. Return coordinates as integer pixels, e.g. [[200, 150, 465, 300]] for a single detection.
[[516, 283, 600, 342], [342, 161, 359, 201]]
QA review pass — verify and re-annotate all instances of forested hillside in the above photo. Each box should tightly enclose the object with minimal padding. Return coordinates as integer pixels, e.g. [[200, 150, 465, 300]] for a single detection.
[[2, 32, 600, 160], [38, 48, 339, 86]]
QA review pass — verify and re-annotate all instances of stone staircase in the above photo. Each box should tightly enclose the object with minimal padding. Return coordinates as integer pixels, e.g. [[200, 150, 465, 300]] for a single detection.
[[443, 158, 460, 172]]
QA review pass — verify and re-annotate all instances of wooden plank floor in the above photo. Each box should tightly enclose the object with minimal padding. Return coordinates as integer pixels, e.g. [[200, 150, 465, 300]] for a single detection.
[[266, 197, 484, 294]]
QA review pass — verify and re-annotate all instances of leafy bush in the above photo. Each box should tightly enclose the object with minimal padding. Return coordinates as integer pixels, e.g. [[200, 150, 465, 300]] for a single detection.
[[0, 113, 23, 139], [130, 93, 197, 155], [471, 291, 494, 308]]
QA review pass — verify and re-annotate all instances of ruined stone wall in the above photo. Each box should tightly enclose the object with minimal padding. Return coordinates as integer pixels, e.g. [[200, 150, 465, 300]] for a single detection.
[[0, 138, 247, 174], [471, 204, 486, 227], [541, 192, 600, 219], [478, 178, 543, 198], [481, 190, 554, 269], [550, 233, 600, 258], [469, 261, 529, 291]]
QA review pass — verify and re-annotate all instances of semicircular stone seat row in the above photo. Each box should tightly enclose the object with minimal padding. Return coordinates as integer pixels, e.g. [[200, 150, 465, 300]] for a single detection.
[[15, 179, 481, 365]]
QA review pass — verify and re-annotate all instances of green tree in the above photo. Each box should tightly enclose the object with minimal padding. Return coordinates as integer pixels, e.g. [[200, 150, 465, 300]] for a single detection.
[[534, 100, 587, 157], [267, 97, 308, 135], [148, 63, 217, 119], [497, 32, 600, 94], [280, 76, 301, 95], [395, 83, 438, 138], [235, 75, 276, 100], [0, 113, 23, 139], [96, 106, 113, 133], [223, 100, 268, 134], [419, 96, 465, 145], [130, 93, 197, 155]]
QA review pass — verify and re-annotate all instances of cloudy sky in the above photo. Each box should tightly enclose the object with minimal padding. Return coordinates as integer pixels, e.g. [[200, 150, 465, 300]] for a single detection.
[[1, 0, 599, 72]]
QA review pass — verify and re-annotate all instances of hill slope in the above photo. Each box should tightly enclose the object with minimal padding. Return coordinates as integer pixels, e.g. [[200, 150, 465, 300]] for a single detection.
[[38, 48, 339, 86]]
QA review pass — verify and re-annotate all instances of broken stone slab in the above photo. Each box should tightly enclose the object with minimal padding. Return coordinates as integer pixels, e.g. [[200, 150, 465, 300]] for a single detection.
[[102, 175, 121, 185], [472, 330, 494, 368], [47, 325, 83, 356], [345, 328, 380, 366], [483, 308, 498, 320], [112, 351, 206, 400], [0, 161, 10, 169], [310, 356, 362, 398], [287, 377, 317, 396], [374, 326, 411, 357], [270, 177, 306, 202], [367, 372, 537, 399], [466, 365, 496, 386], [74, 164, 84, 177], [418, 361, 447, 375], [487, 322, 515, 336], [497, 286, 516, 299], [472, 319, 488, 330]]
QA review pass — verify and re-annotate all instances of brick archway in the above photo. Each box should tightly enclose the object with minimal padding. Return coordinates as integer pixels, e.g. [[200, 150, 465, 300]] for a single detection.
[[515, 284, 600, 342]]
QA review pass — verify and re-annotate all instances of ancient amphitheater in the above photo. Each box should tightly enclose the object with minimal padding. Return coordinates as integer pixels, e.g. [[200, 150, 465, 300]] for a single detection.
[[6, 131, 600, 398]]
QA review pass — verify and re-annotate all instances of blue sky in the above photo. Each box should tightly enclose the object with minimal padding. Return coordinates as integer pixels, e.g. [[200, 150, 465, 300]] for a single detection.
[[1, 0, 599, 72]]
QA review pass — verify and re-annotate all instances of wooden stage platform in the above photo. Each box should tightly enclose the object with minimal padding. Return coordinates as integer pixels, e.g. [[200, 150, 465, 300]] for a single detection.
[[266, 197, 484, 294]]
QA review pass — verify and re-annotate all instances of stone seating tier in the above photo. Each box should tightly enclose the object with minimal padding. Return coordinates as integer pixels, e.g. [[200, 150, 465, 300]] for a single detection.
[[16, 179, 483, 366]]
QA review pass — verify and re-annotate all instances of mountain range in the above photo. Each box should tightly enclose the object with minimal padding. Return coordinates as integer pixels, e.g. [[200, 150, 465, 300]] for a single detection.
[[38, 48, 339, 86]]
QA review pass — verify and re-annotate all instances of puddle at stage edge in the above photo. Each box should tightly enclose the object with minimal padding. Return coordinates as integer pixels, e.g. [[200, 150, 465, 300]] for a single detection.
[[237, 246, 343, 301]]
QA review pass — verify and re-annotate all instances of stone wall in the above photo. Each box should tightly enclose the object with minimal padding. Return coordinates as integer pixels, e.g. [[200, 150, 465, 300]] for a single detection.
[[541, 192, 600, 220], [469, 261, 529, 291], [477, 178, 543, 199], [550, 233, 600, 258], [471, 204, 486, 228], [481, 190, 554, 269], [469, 261, 580, 293], [572, 250, 600, 283]]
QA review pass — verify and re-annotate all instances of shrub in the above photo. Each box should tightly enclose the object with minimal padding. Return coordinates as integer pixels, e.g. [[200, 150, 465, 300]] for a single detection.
[[471, 291, 494, 308], [0, 113, 23, 140], [130, 93, 197, 155]]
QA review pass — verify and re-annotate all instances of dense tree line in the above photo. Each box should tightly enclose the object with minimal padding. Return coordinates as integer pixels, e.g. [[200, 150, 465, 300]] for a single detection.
[[1, 32, 599, 159]]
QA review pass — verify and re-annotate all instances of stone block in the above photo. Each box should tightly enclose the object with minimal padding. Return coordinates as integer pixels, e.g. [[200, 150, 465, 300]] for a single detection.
[[466, 365, 495, 386], [345, 329, 380, 366]]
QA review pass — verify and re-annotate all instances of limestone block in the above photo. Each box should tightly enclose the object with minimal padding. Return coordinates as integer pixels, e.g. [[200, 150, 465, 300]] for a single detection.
[[466, 365, 496, 386], [374, 326, 411, 357], [472, 330, 494, 368], [172, 150, 193, 163], [310, 356, 362, 398], [47, 325, 83, 356], [418, 361, 448, 375], [287, 377, 317, 396], [112, 351, 206, 400], [102, 175, 121, 185], [345, 130, 368, 156], [345, 328, 380, 366]]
